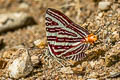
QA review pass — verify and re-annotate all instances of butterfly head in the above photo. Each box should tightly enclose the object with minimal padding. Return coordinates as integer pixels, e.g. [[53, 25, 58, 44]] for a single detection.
[[85, 33, 97, 44]]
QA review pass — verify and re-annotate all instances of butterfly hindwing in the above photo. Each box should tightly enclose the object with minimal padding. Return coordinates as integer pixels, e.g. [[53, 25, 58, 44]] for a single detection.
[[45, 8, 89, 61]]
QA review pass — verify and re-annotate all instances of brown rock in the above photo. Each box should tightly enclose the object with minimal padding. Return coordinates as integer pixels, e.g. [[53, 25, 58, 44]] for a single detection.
[[31, 55, 41, 67], [2, 49, 16, 59], [105, 43, 120, 67], [72, 65, 84, 75], [0, 58, 7, 69], [105, 55, 120, 67]]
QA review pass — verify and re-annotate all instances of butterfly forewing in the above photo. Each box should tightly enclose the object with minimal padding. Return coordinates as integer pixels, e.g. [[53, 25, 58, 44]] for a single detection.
[[45, 8, 90, 61]]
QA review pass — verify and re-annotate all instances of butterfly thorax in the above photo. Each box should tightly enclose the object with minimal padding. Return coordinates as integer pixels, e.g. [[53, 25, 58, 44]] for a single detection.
[[85, 33, 97, 44]]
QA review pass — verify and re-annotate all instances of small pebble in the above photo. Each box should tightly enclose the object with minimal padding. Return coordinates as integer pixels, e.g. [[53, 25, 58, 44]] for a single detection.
[[89, 61, 96, 68], [98, 12, 103, 18], [8, 48, 33, 79], [98, 1, 111, 10], [89, 72, 98, 78], [34, 39, 46, 49], [108, 72, 120, 78], [60, 67, 73, 74], [19, 3, 29, 9], [31, 55, 41, 67]]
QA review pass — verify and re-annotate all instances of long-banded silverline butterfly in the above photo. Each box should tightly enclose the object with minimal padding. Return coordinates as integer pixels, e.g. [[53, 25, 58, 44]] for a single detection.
[[45, 8, 97, 65]]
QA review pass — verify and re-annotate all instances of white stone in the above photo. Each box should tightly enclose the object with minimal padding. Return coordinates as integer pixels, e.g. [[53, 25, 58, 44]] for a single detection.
[[19, 3, 29, 9], [8, 48, 33, 79], [89, 72, 98, 78], [110, 71, 117, 75], [33, 39, 41, 46], [33, 39, 46, 48], [98, 13, 103, 18], [89, 61, 97, 68], [60, 67, 73, 74], [98, 1, 111, 10], [112, 31, 117, 35]]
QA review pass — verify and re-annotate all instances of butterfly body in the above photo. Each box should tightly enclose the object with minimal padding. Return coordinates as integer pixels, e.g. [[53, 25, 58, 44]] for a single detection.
[[45, 8, 97, 61]]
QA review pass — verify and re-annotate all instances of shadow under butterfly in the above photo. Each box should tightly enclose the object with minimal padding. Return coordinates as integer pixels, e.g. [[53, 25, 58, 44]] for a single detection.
[[45, 8, 98, 67]]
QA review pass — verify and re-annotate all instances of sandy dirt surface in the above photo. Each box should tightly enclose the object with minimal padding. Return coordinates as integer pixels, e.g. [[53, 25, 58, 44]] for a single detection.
[[0, 0, 120, 80]]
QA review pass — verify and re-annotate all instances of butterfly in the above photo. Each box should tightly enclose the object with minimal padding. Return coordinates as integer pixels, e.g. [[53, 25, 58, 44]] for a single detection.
[[45, 8, 97, 61]]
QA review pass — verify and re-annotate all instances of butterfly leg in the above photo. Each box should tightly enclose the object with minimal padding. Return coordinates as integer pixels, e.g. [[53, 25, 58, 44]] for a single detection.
[[57, 57, 73, 66], [54, 57, 65, 67]]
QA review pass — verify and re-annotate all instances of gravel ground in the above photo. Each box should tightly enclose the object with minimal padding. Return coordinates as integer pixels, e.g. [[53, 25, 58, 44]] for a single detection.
[[0, 0, 120, 80]]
